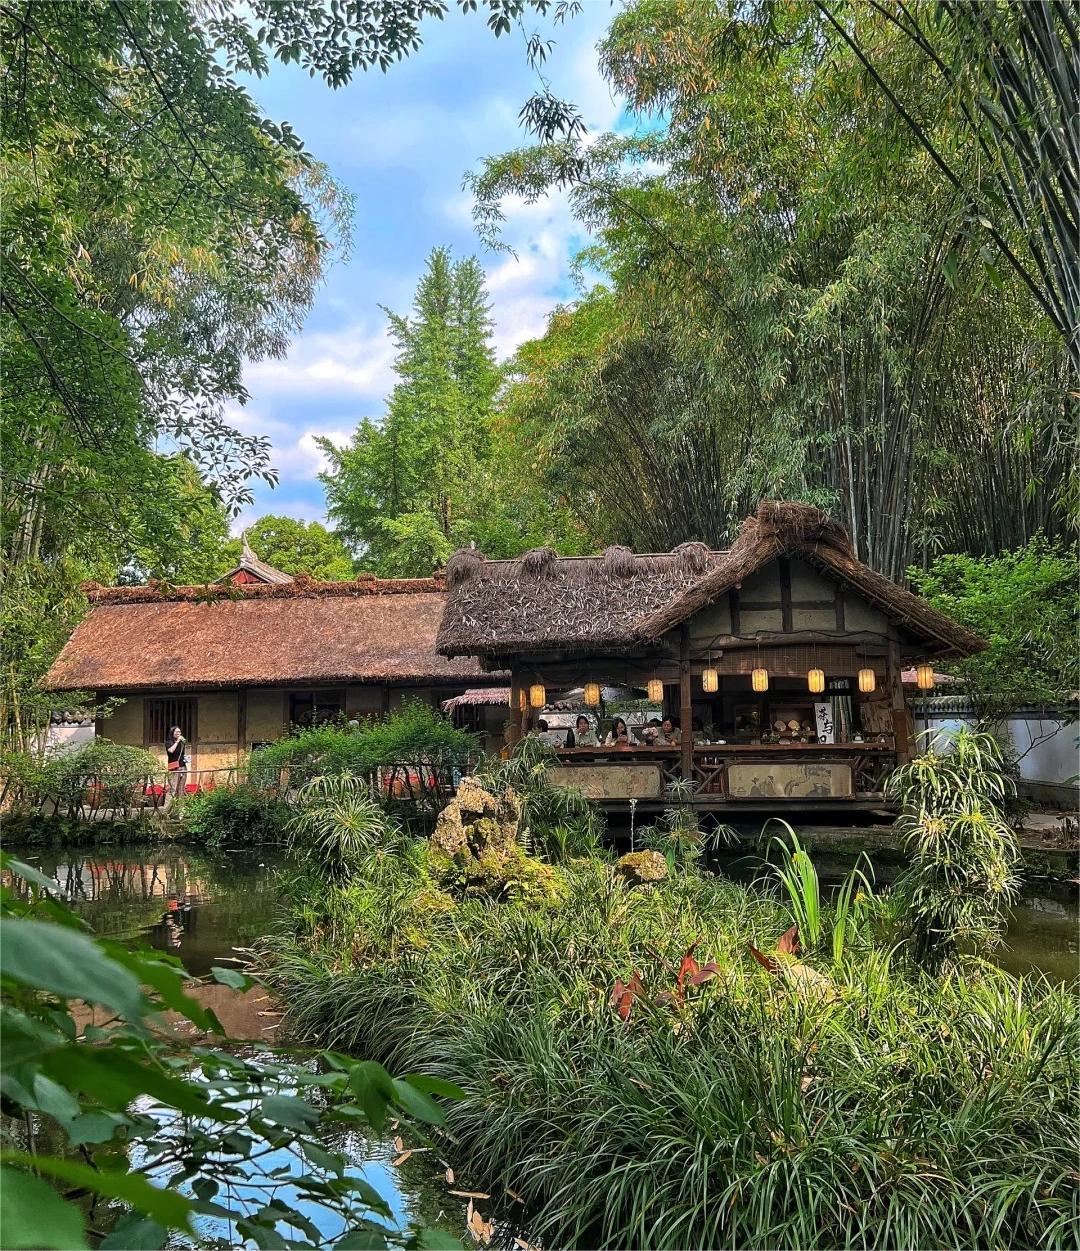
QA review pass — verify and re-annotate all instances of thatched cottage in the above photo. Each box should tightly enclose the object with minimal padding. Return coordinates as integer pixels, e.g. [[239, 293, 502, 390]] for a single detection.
[[43, 571, 503, 772], [436, 502, 984, 809]]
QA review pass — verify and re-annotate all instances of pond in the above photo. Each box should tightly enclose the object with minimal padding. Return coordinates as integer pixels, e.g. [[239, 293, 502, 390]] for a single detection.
[[709, 843, 1078, 983], [7, 836, 1075, 1247], [5, 843, 516, 1249]]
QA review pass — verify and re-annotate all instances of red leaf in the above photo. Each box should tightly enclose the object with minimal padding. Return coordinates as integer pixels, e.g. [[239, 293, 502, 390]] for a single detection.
[[689, 962, 722, 985], [748, 945, 779, 974], [777, 924, 800, 956]]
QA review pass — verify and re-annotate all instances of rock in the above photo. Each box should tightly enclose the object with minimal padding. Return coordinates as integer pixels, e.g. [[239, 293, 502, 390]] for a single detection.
[[615, 850, 668, 885], [431, 777, 521, 862]]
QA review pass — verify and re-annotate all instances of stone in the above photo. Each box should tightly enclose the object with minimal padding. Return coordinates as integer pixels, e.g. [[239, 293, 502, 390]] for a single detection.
[[615, 850, 668, 885]]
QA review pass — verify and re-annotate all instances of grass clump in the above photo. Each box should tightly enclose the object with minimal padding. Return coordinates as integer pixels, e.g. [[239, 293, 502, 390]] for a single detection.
[[263, 843, 1077, 1250]]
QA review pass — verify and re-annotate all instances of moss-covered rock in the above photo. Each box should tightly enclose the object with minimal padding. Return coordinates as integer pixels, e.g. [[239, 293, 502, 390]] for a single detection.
[[615, 850, 668, 886], [430, 777, 562, 903]]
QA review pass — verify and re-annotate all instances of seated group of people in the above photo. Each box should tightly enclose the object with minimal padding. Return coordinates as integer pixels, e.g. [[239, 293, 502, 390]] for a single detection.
[[535, 715, 682, 749]]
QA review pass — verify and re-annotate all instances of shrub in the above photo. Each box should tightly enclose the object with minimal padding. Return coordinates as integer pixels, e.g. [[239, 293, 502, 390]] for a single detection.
[[287, 774, 406, 880], [0, 748, 49, 811], [887, 727, 1021, 967], [247, 700, 476, 790], [42, 739, 159, 812], [179, 782, 290, 846]]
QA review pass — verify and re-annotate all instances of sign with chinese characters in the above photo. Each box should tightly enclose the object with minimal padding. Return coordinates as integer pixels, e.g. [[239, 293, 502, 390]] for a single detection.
[[814, 701, 835, 743]]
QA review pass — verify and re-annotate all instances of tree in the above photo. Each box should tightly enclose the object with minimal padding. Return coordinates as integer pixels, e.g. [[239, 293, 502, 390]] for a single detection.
[[910, 537, 1079, 725], [470, 0, 1072, 575], [321, 247, 588, 574], [225, 515, 355, 581]]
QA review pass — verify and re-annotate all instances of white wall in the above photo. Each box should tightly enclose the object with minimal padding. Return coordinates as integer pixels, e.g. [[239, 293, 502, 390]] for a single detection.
[[913, 706, 1079, 799]]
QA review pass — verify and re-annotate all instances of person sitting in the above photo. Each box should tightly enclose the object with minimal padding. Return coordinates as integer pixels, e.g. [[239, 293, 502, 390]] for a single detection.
[[566, 714, 599, 748], [638, 717, 662, 746], [534, 718, 564, 747], [655, 716, 682, 746], [603, 716, 633, 747]]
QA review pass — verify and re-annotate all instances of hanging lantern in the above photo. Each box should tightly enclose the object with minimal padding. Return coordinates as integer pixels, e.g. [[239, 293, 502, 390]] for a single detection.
[[915, 663, 935, 691], [646, 678, 664, 703], [807, 668, 825, 694], [702, 667, 718, 693], [858, 668, 877, 694], [583, 682, 601, 708], [518, 688, 527, 713], [751, 667, 769, 693], [529, 682, 546, 709]]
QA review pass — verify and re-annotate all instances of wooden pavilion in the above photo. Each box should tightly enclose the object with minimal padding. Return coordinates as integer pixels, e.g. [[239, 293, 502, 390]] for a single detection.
[[436, 502, 985, 811]]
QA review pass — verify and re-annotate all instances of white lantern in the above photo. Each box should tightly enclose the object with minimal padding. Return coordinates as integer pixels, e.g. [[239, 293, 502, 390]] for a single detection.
[[702, 667, 718, 693], [751, 667, 769, 693], [858, 668, 876, 693], [646, 678, 664, 703], [529, 683, 546, 709], [916, 663, 935, 691], [807, 668, 825, 694], [583, 682, 601, 708]]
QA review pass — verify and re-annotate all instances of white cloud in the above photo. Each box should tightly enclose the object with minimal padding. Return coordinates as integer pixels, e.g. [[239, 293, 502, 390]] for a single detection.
[[243, 323, 396, 403]]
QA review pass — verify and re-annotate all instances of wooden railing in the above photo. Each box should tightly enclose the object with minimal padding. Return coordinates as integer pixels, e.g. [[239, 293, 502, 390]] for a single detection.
[[552, 743, 898, 801]]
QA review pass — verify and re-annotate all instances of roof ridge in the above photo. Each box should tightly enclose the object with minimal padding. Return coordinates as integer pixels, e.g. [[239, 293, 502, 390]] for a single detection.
[[81, 574, 446, 605]]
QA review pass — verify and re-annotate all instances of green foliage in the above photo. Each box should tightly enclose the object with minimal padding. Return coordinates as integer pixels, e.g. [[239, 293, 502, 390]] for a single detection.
[[474, 736, 604, 862], [0, 854, 461, 1249], [762, 823, 875, 962], [41, 741, 159, 813], [320, 247, 589, 575], [179, 784, 290, 847], [888, 728, 1022, 968], [247, 701, 476, 789], [910, 537, 1079, 722], [222, 514, 356, 580], [637, 778, 733, 870], [473, 0, 1072, 575], [266, 853, 1077, 1251], [288, 774, 407, 881]]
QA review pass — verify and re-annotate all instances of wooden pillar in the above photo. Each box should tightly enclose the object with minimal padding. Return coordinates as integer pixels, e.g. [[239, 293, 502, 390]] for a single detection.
[[94, 690, 104, 741], [236, 688, 248, 764], [679, 627, 693, 780], [887, 640, 914, 762], [508, 672, 523, 746]]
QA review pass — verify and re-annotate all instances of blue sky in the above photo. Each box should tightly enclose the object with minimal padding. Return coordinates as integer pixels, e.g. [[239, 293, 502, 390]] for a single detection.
[[228, 2, 624, 535]]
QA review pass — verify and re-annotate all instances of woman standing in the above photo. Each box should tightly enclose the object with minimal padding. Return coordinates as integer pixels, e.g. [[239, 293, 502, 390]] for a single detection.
[[166, 725, 188, 796]]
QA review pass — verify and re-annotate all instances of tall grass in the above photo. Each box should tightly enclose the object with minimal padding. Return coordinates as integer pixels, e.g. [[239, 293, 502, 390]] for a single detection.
[[263, 854, 1078, 1250]]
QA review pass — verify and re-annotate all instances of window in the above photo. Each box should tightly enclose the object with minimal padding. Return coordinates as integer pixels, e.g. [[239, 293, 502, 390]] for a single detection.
[[288, 690, 345, 727], [145, 697, 197, 749]]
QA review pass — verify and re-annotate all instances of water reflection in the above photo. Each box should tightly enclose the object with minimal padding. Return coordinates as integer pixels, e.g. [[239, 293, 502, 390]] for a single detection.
[[4, 846, 280, 977]]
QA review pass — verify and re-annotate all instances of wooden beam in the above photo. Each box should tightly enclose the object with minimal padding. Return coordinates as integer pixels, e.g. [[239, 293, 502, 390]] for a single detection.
[[729, 588, 741, 634], [835, 589, 846, 631], [507, 673, 523, 746], [679, 627, 693, 780], [779, 558, 793, 632], [887, 640, 913, 762], [236, 689, 248, 762]]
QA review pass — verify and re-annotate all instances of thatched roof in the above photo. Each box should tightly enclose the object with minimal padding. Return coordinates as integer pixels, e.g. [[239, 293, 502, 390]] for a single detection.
[[44, 577, 496, 693], [436, 502, 985, 660], [441, 687, 511, 711]]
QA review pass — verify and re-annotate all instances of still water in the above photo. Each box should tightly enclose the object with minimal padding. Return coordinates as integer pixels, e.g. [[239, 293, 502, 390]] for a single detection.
[[5, 844, 503, 1248], [7, 838, 1075, 1247]]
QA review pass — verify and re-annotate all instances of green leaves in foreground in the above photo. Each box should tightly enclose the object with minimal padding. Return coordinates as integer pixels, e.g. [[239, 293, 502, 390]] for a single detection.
[[0, 854, 464, 1250]]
